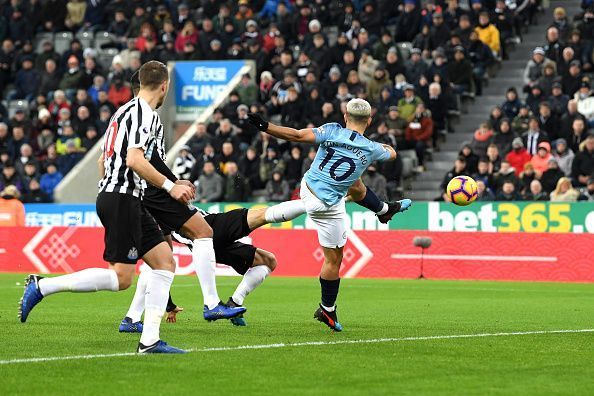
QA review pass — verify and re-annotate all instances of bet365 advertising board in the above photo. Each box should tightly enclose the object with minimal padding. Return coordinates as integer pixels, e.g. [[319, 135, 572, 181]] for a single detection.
[[22, 202, 594, 234]]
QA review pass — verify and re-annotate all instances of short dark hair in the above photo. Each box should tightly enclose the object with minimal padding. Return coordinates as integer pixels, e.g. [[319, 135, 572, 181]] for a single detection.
[[130, 70, 140, 96], [138, 61, 168, 90]]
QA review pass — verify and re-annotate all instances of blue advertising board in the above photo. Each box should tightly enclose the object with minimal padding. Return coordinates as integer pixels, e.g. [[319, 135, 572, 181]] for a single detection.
[[24, 204, 100, 226], [174, 60, 246, 117]]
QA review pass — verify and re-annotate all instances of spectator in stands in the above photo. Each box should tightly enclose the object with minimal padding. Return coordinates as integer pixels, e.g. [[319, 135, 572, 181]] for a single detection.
[[475, 12, 500, 58], [240, 147, 261, 191], [524, 180, 548, 201], [0, 162, 23, 193], [544, 26, 564, 65], [448, 46, 473, 95], [526, 85, 547, 116], [81, 126, 99, 152], [196, 161, 223, 203], [59, 56, 83, 97], [574, 80, 594, 126], [56, 137, 84, 176], [107, 76, 131, 108], [524, 47, 554, 89], [476, 180, 495, 201], [283, 146, 303, 189], [579, 177, 594, 201], [259, 147, 284, 186], [398, 84, 423, 122], [222, 161, 250, 202], [530, 141, 552, 177], [538, 64, 558, 97], [0, 185, 25, 226], [567, 118, 588, 153], [459, 143, 479, 174], [496, 180, 522, 201], [9, 126, 28, 161], [502, 87, 522, 120], [537, 102, 559, 140], [13, 57, 39, 102], [359, 163, 387, 201], [15, 144, 37, 176], [266, 170, 290, 202], [37, 128, 55, 155], [551, 177, 580, 202], [540, 158, 565, 194], [511, 104, 531, 135], [23, 178, 50, 203], [39, 163, 63, 202], [493, 160, 519, 193], [473, 157, 494, 192], [493, 119, 515, 155], [563, 60, 583, 97], [396, 0, 422, 43], [487, 106, 505, 132], [48, 90, 71, 121], [548, 82, 569, 117], [560, 100, 585, 140], [471, 123, 494, 157], [486, 144, 502, 174], [440, 156, 467, 201], [553, 139, 574, 177], [219, 141, 239, 174], [522, 117, 548, 156], [571, 134, 594, 187], [405, 103, 433, 171]]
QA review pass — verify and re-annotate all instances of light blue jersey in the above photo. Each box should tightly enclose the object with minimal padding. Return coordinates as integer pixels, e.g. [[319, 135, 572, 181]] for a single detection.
[[304, 122, 392, 206]]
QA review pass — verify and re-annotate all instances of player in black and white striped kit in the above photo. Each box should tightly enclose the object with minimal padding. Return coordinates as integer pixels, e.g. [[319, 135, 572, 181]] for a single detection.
[[18, 61, 193, 354]]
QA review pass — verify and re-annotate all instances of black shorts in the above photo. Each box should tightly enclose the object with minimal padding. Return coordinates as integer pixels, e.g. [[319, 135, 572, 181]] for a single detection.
[[205, 208, 252, 248], [143, 187, 197, 236], [96, 192, 165, 264], [171, 208, 257, 275]]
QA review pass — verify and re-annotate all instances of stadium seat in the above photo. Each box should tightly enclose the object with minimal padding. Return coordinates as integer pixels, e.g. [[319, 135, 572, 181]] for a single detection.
[[76, 31, 94, 50], [8, 100, 29, 119], [54, 31, 74, 54], [94, 31, 117, 50], [96, 48, 119, 71], [34, 32, 54, 54]]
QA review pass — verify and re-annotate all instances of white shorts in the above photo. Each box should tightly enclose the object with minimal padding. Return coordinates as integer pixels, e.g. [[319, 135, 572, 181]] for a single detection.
[[300, 183, 347, 248]]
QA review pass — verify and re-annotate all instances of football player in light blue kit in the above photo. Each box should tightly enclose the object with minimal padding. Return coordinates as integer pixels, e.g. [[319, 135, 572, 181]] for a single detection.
[[248, 98, 409, 331]]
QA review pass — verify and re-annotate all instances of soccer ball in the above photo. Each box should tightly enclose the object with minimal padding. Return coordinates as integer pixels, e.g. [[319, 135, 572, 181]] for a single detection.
[[446, 175, 478, 206]]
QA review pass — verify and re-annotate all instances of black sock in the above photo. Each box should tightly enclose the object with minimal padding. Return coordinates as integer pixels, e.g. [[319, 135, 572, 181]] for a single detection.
[[166, 293, 177, 313], [355, 187, 383, 213], [320, 277, 341, 307]]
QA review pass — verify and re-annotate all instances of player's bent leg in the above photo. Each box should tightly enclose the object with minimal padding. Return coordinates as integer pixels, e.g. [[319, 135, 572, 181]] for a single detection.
[[315, 246, 344, 332], [347, 178, 367, 202], [137, 242, 185, 354], [19, 266, 121, 323], [228, 249, 276, 326]]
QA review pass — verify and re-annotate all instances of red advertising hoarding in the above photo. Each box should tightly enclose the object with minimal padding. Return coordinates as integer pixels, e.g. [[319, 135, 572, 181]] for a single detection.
[[2, 227, 594, 282]]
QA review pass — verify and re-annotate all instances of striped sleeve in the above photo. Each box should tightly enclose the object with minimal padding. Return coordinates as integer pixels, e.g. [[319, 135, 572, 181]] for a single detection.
[[127, 100, 155, 151]]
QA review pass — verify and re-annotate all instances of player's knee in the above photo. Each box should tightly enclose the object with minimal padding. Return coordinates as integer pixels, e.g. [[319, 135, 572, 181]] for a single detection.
[[262, 251, 277, 272], [187, 222, 213, 239], [116, 271, 134, 290], [349, 181, 366, 202]]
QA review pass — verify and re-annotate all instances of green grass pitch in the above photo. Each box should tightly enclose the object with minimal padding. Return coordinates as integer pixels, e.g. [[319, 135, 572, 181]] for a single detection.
[[1, 273, 594, 395]]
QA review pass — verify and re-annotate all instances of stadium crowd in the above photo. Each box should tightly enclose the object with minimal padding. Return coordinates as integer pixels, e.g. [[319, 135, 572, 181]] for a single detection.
[[0, 0, 586, 205], [441, 2, 594, 202]]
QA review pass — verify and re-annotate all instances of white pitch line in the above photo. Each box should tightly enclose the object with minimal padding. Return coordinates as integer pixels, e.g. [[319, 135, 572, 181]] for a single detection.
[[1, 328, 592, 365], [391, 254, 558, 262]]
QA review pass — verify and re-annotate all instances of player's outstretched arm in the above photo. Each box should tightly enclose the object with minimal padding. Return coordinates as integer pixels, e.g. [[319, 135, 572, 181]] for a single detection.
[[97, 153, 105, 177], [248, 113, 316, 143], [127, 148, 194, 204], [382, 144, 397, 161]]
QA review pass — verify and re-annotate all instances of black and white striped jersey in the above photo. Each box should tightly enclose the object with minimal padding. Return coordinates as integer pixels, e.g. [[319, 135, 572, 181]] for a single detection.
[[98, 97, 162, 197]]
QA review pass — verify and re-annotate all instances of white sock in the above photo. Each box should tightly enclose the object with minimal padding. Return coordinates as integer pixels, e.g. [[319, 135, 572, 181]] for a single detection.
[[376, 202, 389, 215], [125, 269, 150, 322], [140, 269, 174, 346], [38, 268, 119, 296], [322, 304, 336, 312], [231, 265, 271, 305], [192, 238, 220, 309], [265, 200, 306, 223]]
